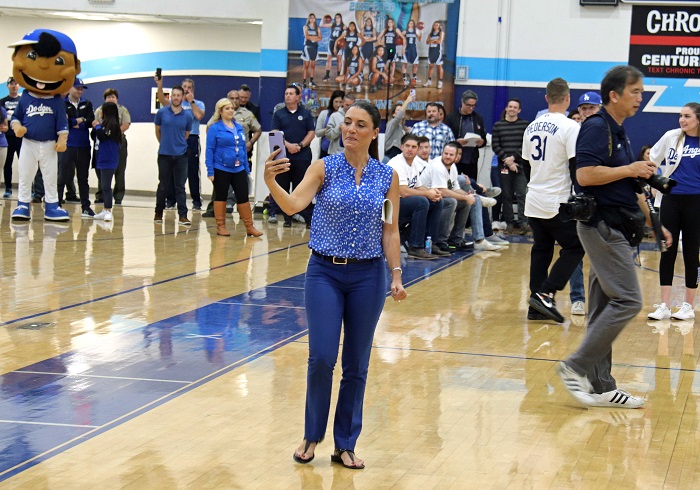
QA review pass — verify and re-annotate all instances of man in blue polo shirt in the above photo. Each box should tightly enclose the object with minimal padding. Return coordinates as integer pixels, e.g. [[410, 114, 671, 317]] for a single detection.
[[154, 85, 193, 226], [557, 65, 672, 409], [269, 84, 315, 227], [156, 76, 205, 211]]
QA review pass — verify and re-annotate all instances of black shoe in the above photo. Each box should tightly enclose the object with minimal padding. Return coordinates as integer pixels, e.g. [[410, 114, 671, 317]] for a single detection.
[[449, 239, 474, 251], [31, 196, 43, 203], [527, 308, 548, 321], [95, 199, 104, 204], [202, 209, 215, 218], [114, 200, 122, 205], [283, 221, 292, 228], [436, 243, 456, 254], [306, 222, 311, 229], [528, 292, 564, 323], [431, 245, 451, 257], [65, 197, 80, 203]]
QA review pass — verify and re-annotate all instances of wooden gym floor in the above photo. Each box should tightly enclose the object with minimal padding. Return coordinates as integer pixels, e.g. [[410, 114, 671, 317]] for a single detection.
[[0, 199, 698, 489]]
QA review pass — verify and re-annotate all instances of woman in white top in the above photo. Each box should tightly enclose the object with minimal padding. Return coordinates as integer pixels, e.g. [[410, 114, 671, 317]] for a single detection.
[[647, 102, 700, 321]]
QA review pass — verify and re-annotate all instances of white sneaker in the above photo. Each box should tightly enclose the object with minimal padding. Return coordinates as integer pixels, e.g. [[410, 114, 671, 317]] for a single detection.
[[486, 234, 509, 247], [424, 79, 432, 87], [671, 302, 695, 320], [355, 85, 361, 93], [571, 301, 585, 316], [648, 303, 672, 320], [557, 362, 595, 406], [268, 214, 277, 223], [292, 213, 305, 223], [474, 240, 502, 251], [94, 210, 112, 221], [437, 80, 443, 89], [484, 187, 501, 198], [479, 195, 497, 207], [589, 389, 644, 409]]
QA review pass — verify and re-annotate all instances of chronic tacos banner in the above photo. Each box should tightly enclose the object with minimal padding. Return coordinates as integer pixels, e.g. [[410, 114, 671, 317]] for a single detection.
[[285, 0, 456, 121]]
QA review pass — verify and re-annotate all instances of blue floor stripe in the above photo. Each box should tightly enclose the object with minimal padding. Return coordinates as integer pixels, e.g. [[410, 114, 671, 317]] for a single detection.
[[0, 249, 472, 481]]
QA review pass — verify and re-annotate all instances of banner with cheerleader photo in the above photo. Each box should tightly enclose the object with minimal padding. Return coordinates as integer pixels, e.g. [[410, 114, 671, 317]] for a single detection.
[[286, 0, 457, 122]]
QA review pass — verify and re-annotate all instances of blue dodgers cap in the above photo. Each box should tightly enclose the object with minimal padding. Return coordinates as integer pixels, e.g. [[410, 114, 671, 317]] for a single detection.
[[8, 29, 78, 56], [73, 78, 87, 88], [578, 92, 602, 107]]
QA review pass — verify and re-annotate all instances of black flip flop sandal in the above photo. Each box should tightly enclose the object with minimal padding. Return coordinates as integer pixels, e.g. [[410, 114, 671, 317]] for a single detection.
[[293, 439, 316, 464], [331, 448, 365, 469]]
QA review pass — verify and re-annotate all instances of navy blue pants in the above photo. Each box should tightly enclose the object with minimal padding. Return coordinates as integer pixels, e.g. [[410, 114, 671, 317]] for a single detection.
[[303, 254, 387, 450], [156, 154, 188, 217]]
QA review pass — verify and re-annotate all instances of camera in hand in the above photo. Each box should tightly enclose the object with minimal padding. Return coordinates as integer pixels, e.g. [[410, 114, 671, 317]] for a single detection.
[[641, 174, 675, 194], [559, 194, 597, 222]]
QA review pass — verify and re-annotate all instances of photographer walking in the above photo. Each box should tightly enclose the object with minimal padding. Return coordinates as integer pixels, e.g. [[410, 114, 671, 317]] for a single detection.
[[557, 65, 672, 409]]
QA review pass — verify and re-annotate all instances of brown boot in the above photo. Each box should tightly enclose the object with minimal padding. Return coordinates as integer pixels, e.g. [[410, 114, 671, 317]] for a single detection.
[[213, 201, 230, 236], [238, 202, 263, 237]]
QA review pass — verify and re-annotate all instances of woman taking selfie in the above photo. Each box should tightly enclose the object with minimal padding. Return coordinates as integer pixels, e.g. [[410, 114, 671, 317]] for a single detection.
[[265, 100, 406, 469]]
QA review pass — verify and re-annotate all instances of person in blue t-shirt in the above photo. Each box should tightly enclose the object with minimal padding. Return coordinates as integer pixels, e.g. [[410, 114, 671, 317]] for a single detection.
[[265, 100, 406, 470], [647, 102, 700, 322], [558, 65, 672, 410], [153, 85, 194, 225]]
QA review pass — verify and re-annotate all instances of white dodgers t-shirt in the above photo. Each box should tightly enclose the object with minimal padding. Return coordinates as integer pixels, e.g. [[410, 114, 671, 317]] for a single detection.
[[522, 112, 580, 219], [388, 154, 422, 189], [429, 156, 460, 191]]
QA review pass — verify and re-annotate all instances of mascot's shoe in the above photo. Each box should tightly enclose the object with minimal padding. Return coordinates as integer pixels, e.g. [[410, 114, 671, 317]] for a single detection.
[[12, 202, 31, 221], [44, 202, 70, 222]]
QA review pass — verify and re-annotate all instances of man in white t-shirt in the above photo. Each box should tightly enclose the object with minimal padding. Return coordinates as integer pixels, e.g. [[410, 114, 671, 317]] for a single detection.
[[430, 142, 475, 252], [388, 133, 446, 259], [522, 77, 585, 323]]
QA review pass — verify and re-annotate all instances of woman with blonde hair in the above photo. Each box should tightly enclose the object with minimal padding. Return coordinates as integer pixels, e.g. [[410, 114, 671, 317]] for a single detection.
[[205, 98, 262, 237], [648, 102, 700, 321]]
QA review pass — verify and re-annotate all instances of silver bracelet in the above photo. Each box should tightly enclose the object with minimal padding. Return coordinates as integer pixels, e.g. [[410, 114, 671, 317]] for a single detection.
[[391, 266, 402, 274]]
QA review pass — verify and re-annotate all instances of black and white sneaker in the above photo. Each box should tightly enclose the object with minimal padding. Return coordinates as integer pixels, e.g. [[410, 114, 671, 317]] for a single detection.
[[589, 389, 644, 409], [529, 292, 564, 323]]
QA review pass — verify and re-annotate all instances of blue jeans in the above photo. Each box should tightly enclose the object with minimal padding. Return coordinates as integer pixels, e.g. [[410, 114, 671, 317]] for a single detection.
[[399, 196, 442, 248], [437, 197, 470, 245], [569, 261, 585, 303], [458, 176, 485, 241], [304, 254, 387, 450], [167, 134, 201, 208], [156, 154, 188, 217]]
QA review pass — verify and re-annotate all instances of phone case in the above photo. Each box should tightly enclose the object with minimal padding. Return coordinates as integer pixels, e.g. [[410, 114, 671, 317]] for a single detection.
[[268, 131, 286, 159]]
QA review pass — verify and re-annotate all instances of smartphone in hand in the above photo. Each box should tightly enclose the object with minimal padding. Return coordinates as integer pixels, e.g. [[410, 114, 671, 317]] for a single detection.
[[155, 68, 162, 80], [268, 131, 286, 159]]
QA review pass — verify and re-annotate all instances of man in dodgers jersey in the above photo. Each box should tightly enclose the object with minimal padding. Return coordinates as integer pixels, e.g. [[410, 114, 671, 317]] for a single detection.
[[522, 78, 585, 323]]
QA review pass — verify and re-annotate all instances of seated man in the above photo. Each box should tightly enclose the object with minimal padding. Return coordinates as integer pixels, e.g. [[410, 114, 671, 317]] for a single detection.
[[388, 134, 446, 260], [454, 146, 509, 248], [429, 141, 475, 252]]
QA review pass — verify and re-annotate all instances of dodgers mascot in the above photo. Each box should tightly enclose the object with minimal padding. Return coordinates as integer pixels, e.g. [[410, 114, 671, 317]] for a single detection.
[[8, 29, 81, 221]]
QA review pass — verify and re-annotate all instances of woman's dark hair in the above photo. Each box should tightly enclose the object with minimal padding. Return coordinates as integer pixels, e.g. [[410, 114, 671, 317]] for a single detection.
[[326, 89, 345, 115], [350, 100, 381, 160], [637, 144, 652, 161], [347, 21, 357, 33], [100, 102, 122, 144]]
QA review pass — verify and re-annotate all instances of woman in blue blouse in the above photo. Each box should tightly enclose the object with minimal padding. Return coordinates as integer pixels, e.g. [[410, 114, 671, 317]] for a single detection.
[[205, 98, 261, 237], [265, 100, 406, 469]]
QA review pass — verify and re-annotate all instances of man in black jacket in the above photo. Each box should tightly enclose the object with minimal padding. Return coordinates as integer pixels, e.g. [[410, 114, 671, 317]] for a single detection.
[[445, 90, 486, 180], [58, 78, 95, 216]]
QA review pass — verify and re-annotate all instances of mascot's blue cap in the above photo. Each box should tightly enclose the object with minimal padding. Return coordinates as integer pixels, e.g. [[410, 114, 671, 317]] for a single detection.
[[8, 29, 77, 56]]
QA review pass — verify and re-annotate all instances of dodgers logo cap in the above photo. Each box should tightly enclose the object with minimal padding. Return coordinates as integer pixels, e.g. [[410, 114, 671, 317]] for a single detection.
[[578, 92, 602, 107], [8, 29, 78, 56], [73, 78, 88, 88]]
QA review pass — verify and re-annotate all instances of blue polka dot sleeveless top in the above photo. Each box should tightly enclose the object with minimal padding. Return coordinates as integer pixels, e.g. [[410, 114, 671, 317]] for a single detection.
[[309, 153, 393, 259]]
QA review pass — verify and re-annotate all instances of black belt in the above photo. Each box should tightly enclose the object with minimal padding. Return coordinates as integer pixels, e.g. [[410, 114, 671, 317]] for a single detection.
[[311, 250, 378, 264]]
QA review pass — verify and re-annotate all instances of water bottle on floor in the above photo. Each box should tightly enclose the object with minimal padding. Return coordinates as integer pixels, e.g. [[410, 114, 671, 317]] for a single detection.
[[425, 236, 432, 255]]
